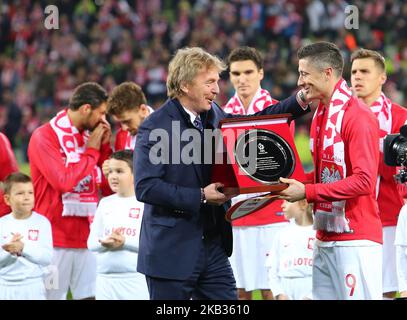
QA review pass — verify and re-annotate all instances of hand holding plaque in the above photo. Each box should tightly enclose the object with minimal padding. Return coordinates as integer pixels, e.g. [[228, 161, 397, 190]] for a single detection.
[[211, 114, 307, 220]]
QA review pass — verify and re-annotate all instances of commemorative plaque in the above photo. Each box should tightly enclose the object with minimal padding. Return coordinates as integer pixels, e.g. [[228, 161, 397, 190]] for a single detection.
[[211, 113, 306, 195], [234, 129, 295, 184]]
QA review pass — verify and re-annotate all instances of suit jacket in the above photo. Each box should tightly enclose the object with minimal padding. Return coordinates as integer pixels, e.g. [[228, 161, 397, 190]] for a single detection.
[[134, 94, 309, 280]]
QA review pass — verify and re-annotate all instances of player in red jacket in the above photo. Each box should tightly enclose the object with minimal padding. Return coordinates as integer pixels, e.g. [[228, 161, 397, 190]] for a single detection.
[[279, 42, 382, 300], [28, 82, 112, 299], [351, 48, 407, 299], [0, 133, 18, 216]]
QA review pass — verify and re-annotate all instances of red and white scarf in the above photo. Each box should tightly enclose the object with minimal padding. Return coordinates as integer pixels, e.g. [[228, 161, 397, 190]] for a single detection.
[[310, 79, 353, 233], [123, 132, 137, 150], [50, 109, 101, 217], [223, 88, 278, 115], [370, 92, 392, 152], [370, 93, 392, 197]]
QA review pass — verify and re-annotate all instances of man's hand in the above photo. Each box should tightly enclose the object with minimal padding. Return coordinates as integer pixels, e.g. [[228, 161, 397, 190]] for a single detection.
[[300, 88, 311, 103], [100, 118, 112, 145], [87, 123, 106, 150], [203, 182, 235, 206], [277, 177, 306, 203], [296, 88, 313, 109]]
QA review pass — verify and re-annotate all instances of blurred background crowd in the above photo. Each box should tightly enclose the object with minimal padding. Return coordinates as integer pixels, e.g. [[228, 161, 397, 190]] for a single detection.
[[0, 0, 407, 169]]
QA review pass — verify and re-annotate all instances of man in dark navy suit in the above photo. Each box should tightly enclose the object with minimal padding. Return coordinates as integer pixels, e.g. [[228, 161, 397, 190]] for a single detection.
[[134, 47, 311, 300]]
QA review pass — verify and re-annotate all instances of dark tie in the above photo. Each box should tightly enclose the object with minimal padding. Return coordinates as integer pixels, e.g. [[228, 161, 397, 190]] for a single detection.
[[193, 115, 217, 238], [193, 116, 204, 132]]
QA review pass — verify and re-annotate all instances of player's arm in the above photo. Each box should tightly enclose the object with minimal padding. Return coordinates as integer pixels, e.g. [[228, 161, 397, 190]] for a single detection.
[[305, 171, 314, 182], [305, 109, 380, 202], [28, 130, 101, 193], [98, 135, 114, 196], [21, 218, 53, 266], [0, 248, 17, 267], [0, 241, 18, 267], [242, 90, 310, 119], [87, 202, 108, 253], [0, 227, 19, 266], [0, 134, 18, 181]]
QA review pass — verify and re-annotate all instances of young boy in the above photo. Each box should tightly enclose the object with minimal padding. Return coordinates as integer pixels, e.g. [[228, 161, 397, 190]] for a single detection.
[[87, 150, 149, 300], [265, 199, 315, 300], [0, 173, 53, 300]]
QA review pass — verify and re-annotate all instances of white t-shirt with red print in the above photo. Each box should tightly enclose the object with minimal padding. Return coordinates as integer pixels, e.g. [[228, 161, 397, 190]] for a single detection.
[[87, 194, 143, 274], [0, 212, 53, 282]]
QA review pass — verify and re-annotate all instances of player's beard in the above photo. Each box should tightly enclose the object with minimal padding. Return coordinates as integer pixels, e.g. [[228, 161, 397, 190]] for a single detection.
[[83, 113, 99, 131]]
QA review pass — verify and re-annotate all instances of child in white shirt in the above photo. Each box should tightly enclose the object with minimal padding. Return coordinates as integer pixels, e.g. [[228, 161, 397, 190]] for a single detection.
[[88, 150, 149, 300], [0, 173, 53, 299], [265, 199, 315, 300]]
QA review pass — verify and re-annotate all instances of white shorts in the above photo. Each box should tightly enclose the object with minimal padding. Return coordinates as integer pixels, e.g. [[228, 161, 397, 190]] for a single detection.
[[0, 278, 46, 300], [96, 273, 149, 300], [229, 223, 288, 291], [45, 248, 96, 300], [313, 244, 382, 300], [382, 226, 398, 293], [279, 277, 312, 300], [396, 245, 407, 292]]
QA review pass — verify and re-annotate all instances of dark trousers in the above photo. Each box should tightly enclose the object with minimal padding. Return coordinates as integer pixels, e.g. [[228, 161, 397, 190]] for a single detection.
[[146, 237, 237, 300]]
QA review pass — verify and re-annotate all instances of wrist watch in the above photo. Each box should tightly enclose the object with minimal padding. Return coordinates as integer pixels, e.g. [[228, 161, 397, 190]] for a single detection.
[[200, 188, 207, 204]]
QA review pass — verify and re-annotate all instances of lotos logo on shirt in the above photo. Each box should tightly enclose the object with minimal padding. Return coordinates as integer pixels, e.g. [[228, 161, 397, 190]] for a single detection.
[[28, 230, 39, 241], [129, 208, 140, 219]]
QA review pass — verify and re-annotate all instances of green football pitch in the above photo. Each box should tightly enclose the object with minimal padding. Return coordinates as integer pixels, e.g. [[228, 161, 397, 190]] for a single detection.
[[20, 162, 30, 175]]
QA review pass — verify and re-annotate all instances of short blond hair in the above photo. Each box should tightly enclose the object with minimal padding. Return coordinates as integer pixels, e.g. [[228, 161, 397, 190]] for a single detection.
[[166, 47, 226, 98], [351, 48, 386, 72]]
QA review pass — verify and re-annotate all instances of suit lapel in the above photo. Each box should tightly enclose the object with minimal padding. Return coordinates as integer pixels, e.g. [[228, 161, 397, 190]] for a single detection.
[[205, 101, 224, 130], [167, 99, 204, 185], [200, 102, 225, 186]]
